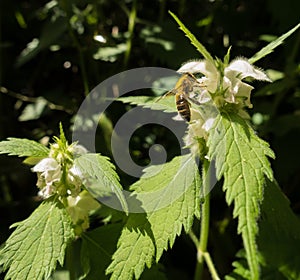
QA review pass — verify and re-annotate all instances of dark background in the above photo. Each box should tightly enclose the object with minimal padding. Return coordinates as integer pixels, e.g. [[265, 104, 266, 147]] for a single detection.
[[1, 0, 300, 278]]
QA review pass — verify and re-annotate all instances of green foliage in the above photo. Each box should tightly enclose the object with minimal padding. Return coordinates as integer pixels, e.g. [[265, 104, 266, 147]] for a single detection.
[[0, 196, 74, 280], [74, 153, 128, 214], [227, 180, 300, 280], [169, 11, 215, 64], [16, 17, 68, 67], [80, 223, 123, 279], [207, 113, 274, 279], [0, 138, 49, 158], [106, 155, 201, 280], [93, 44, 127, 62], [258, 180, 300, 279], [225, 252, 251, 280], [249, 23, 300, 64], [1, 1, 300, 279], [18, 97, 48, 121], [118, 96, 177, 113]]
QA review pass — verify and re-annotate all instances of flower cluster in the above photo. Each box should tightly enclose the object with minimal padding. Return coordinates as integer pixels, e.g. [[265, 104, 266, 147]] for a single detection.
[[179, 58, 271, 156], [32, 142, 87, 198], [31, 138, 99, 234]]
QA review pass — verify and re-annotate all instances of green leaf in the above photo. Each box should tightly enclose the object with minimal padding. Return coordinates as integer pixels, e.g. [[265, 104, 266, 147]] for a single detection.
[[0, 196, 74, 280], [249, 23, 300, 64], [106, 155, 201, 280], [0, 137, 49, 158], [18, 97, 48, 121], [16, 17, 68, 67], [106, 213, 155, 280], [258, 180, 300, 279], [80, 223, 123, 279], [225, 255, 251, 280], [207, 113, 274, 280], [169, 11, 214, 64], [93, 43, 127, 62], [74, 153, 128, 214], [227, 181, 300, 280], [118, 96, 177, 113]]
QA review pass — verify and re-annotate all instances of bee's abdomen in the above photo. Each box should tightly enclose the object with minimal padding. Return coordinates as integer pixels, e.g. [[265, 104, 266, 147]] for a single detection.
[[176, 95, 190, 122]]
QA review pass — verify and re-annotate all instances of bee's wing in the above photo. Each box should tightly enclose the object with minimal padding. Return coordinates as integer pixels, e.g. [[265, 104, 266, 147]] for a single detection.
[[155, 88, 177, 103]]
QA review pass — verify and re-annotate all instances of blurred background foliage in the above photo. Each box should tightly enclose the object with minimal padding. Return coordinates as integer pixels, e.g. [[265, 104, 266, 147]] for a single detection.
[[0, 0, 300, 279]]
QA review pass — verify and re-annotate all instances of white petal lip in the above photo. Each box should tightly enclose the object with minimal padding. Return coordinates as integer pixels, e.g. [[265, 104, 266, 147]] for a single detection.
[[69, 165, 83, 178], [179, 58, 271, 82], [227, 58, 272, 82], [178, 61, 207, 73], [32, 158, 60, 172], [71, 144, 88, 156], [177, 60, 218, 77]]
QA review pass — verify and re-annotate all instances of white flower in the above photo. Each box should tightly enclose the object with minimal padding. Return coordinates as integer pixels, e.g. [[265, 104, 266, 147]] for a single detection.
[[67, 190, 100, 234], [178, 58, 271, 109], [67, 165, 84, 196], [184, 108, 215, 155], [70, 144, 88, 156], [31, 158, 62, 198], [226, 58, 271, 81], [178, 57, 271, 156], [178, 60, 219, 94]]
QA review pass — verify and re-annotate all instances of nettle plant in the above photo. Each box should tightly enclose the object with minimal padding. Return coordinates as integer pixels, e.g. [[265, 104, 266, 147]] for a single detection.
[[1, 13, 300, 280]]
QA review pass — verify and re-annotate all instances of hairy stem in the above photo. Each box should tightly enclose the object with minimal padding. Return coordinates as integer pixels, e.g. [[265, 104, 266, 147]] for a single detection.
[[194, 160, 210, 280]]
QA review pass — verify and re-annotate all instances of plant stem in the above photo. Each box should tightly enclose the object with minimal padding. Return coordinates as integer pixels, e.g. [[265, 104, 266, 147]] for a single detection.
[[123, 0, 137, 68], [203, 252, 221, 280], [194, 159, 210, 280], [189, 230, 199, 248]]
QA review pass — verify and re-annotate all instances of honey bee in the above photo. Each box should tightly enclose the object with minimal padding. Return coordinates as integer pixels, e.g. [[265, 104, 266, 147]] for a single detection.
[[158, 73, 204, 122]]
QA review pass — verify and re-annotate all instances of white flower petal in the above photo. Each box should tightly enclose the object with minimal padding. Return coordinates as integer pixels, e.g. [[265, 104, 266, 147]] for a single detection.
[[196, 90, 212, 104], [38, 185, 56, 198], [227, 58, 271, 82], [71, 144, 88, 156], [32, 158, 62, 194], [76, 191, 100, 211], [178, 60, 206, 73], [32, 158, 59, 172], [69, 165, 84, 179], [178, 60, 217, 76]]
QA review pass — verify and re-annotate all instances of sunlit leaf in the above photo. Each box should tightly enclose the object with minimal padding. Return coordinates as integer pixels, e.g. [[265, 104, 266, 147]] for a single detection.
[[208, 113, 274, 279], [19, 97, 48, 121], [74, 153, 128, 214], [249, 23, 300, 64], [169, 11, 214, 64], [0, 137, 49, 157], [106, 155, 201, 280], [93, 44, 127, 62], [118, 96, 177, 113], [0, 197, 74, 280]]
